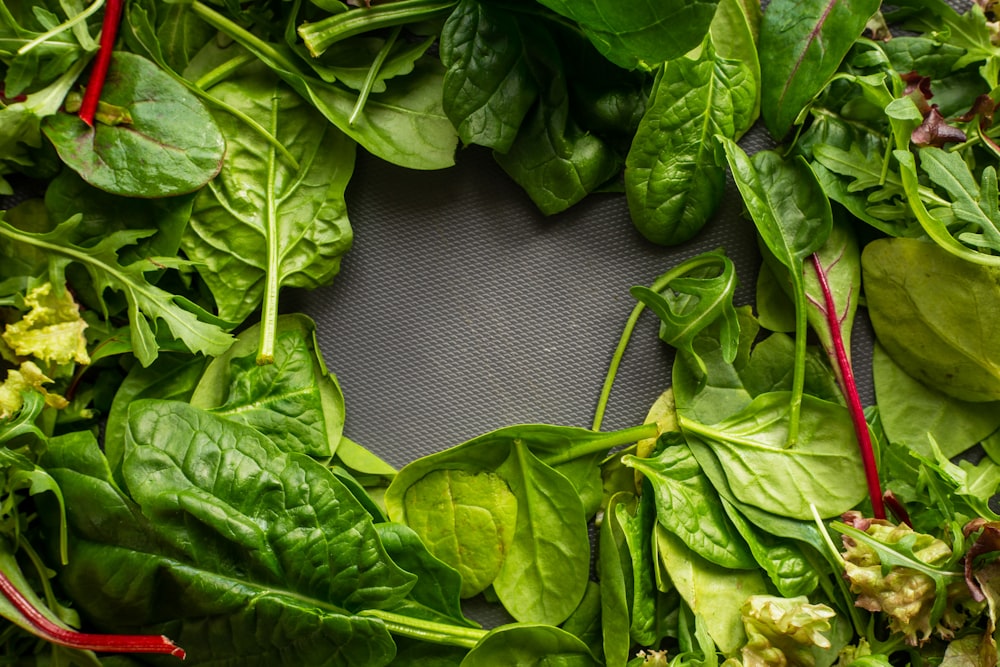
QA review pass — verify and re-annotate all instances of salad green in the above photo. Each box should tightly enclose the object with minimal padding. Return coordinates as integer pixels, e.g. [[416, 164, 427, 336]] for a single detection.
[[2, 0, 1000, 665]]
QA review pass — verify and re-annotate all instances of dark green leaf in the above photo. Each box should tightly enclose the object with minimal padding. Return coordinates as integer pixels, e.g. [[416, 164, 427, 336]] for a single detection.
[[42, 52, 225, 198]]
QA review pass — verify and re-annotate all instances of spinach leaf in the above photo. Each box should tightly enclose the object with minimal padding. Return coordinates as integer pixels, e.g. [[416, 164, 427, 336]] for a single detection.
[[460, 623, 600, 666], [190, 314, 346, 460], [42, 403, 415, 666], [42, 51, 225, 198], [536, 0, 719, 70], [385, 423, 650, 625], [622, 436, 755, 570], [625, 35, 756, 245], [873, 343, 1000, 459], [862, 236, 1000, 402], [758, 0, 881, 139], [679, 392, 868, 519], [598, 492, 636, 667], [439, 0, 537, 152], [654, 525, 768, 655], [182, 69, 354, 361]]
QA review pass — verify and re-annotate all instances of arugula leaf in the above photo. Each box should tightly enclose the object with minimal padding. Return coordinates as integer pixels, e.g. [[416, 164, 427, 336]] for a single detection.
[[0, 215, 233, 367]]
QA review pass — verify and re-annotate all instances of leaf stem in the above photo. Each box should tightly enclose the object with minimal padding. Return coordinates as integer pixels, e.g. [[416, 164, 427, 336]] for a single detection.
[[359, 609, 485, 649], [542, 422, 659, 467], [17, 0, 105, 55], [257, 91, 283, 365], [809, 253, 884, 519], [349, 25, 401, 126], [78, 0, 122, 126], [0, 568, 184, 657]]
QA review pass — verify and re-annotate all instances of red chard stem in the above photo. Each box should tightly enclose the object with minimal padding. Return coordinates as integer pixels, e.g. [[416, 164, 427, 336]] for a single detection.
[[809, 253, 885, 519], [0, 569, 185, 658], [79, 0, 123, 126]]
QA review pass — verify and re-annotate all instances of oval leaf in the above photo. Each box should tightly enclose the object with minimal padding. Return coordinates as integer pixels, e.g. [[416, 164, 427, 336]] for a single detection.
[[42, 51, 225, 198]]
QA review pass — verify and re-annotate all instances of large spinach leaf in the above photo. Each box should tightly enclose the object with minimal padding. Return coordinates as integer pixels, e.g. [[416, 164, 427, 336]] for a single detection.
[[182, 69, 354, 362], [679, 392, 868, 519], [190, 314, 346, 460], [41, 403, 417, 666], [536, 0, 719, 69]]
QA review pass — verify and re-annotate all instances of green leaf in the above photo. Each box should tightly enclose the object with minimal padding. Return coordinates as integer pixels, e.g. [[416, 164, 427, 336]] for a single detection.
[[0, 216, 234, 366], [623, 439, 756, 570], [536, 0, 719, 69], [440, 0, 538, 152], [919, 146, 1000, 253], [183, 70, 354, 354], [873, 343, 1000, 458], [461, 624, 601, 666], [625, 38, 755, 245], [759, 0, 882, 139], [679, 392, 868, 519], [42, 52, 225, 198], [42, 402, 413, 665], [862, 237, 1000, 402], [190, 314, 346, 460]]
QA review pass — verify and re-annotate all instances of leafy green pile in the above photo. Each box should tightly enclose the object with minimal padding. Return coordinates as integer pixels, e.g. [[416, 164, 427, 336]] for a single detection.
[[2, 0, 1000, 665]]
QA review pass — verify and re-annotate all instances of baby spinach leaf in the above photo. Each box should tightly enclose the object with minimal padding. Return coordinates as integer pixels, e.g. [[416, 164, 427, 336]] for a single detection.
[[460, 623, 601, 666], [439, 0, 537, 153], [622, 437, 755, 570], [0, 216, 234, 366], [872, 343, 1000, 459], [182, 70, 354, 361], [612, 489, 661, 648], [536, 0, 719, 70], [654, 525, 768, 655], [492, 441, 590, 625], [625, 37, 755, 245], [41, 402, 414, 666], [190, 314, 346, 460], [42, 51, 225, 198], [862, 237, 1000, 402], [679, 392, 868, 519], [597, 492, 636, 667], [758, 0, 881, 139], [397, 468, 518, 598]]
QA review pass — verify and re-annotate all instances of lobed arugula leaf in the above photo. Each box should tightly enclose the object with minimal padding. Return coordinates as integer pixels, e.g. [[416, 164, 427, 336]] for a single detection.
[[0, 215, 234, 367]]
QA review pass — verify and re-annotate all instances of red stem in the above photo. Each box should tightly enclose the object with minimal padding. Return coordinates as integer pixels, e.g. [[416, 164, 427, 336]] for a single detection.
[[0, 569, 185, 658], [809, 253, 886, 519], [78, 0, 123, 126]]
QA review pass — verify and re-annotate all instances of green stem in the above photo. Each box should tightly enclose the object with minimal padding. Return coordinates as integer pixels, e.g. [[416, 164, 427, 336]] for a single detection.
[[592, 253, 722, 431], [190, 1, 304, 75], [349, 25, 401, 126], [787, 269, 808, 447], [17, 0, 104, 54], [257, 91, 282, 365], [359, 610, 485, 649], [297, 0, 457, 57], [542, 422, 658, 467]]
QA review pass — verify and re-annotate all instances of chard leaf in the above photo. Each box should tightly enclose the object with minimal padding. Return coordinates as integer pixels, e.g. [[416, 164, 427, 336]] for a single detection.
[[0, 215, 234, 367], [183, 71, 354, 359], [625, 37, 756, 245], [41, 404, 414, 666], [536, 0, 719, 69], [439, 0, 538, 152], [759, 0, 881, 139], [679, 392, 868, 519], [42, 51, 226, 198]]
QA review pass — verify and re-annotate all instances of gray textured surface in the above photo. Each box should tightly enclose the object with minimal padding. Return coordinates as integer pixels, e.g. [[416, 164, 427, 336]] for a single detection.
[[287, 127, 876, 471]]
